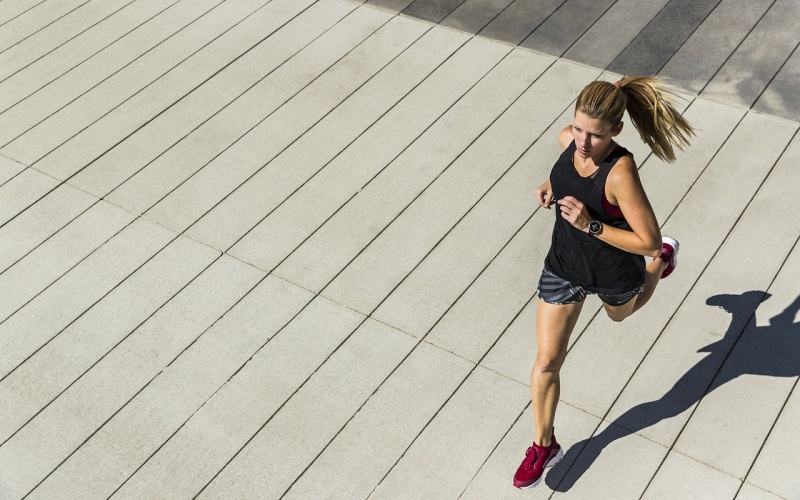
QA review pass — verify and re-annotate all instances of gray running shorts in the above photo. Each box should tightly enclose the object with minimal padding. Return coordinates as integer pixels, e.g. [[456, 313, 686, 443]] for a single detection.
[[537, 267, 645, 306]]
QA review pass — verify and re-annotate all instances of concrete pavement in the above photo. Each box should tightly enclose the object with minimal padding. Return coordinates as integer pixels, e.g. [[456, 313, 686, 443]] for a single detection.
[[0, 0, 798, 498]]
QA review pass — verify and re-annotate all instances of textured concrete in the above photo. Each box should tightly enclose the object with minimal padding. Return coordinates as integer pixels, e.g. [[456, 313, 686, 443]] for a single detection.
[[1, 1, 799, 498], [397, 0, 800, 122], [200, 35, 508, 253]]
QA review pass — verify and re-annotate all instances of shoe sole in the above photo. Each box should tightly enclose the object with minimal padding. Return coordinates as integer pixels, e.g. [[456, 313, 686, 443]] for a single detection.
[[514, 448, 564, 490]]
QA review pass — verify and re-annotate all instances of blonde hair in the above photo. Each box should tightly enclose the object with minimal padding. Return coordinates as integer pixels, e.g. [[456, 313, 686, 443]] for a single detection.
[[575, 76, 695, 163]]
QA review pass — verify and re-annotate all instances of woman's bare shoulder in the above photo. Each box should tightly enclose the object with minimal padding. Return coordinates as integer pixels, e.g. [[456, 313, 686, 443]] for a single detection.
[[607, 154, 643, 192]]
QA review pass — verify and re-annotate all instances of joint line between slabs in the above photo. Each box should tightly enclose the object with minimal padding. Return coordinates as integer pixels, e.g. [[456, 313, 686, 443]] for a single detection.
[[0, 0, 93, 60], [0, 0, 48, 30], [245, 40, 517, 272], [0, 0, 139, 85], [50, 0, 317, 183], [0, 0, 229, 148], [15, 0, 278, 161], [0, 0, 185, 115], [97, 1, 372, 208], [156, 13, 433, 240]]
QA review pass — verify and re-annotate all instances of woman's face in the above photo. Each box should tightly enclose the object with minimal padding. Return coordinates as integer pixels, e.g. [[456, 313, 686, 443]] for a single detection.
[[572, 110, 621, 159]]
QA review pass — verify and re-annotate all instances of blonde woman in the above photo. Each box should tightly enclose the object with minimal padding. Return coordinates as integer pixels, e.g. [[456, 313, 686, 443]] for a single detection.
[[513, 77, 695, 489]]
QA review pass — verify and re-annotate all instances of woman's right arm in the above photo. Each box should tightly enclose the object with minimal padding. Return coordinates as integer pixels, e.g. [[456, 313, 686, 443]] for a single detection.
[[535, 180, 553, 209]]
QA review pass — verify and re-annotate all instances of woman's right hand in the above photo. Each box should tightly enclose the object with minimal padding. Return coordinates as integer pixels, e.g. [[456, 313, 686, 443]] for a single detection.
[[535, 180, 554, 209]]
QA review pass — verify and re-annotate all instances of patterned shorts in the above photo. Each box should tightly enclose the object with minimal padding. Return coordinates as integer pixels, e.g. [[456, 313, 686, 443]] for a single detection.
[[537, 267, 645, 307]]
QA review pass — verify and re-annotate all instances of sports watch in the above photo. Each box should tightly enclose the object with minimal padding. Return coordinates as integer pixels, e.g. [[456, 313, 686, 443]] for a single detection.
[[587, 220, 603, 236]]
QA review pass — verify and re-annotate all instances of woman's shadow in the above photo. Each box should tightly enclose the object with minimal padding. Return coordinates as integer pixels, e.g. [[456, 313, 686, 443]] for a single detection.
[[547, 290, 800, 491]]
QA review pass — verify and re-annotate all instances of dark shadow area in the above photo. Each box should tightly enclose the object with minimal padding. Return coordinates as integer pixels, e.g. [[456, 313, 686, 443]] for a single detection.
[[368, 0, 800, 121], [546, 290, 800, 492]]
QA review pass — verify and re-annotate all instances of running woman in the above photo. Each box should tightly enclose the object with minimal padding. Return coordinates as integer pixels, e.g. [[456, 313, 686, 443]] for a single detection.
[[513, 77, 695, 489]]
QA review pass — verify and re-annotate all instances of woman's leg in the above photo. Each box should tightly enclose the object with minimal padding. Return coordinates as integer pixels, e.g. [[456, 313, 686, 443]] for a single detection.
[[531, 298, 585, 446], [603, 256, 668, 322]]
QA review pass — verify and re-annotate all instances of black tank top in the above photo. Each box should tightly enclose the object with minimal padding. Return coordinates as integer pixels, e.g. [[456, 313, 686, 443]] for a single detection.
[[544, 141, 645, 294]]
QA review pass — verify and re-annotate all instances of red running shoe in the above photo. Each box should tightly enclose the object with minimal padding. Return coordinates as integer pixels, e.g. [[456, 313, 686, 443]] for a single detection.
[[660, 236, 679, 279], [513, 434, 563, 489]]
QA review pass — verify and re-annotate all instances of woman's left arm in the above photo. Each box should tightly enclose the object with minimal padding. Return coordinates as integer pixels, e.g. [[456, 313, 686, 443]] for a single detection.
[[558, 157, 662, 258]]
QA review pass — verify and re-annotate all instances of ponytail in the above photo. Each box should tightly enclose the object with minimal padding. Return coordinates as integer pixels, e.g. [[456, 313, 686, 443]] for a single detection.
[[576, 76, 695, 163]]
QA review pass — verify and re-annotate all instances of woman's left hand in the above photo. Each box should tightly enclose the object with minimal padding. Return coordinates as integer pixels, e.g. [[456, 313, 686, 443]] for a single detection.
[[558, 196, 591, 232]]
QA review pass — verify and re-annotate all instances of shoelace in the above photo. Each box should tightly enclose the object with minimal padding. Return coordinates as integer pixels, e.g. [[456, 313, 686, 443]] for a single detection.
[[522, 446, 538, 470]]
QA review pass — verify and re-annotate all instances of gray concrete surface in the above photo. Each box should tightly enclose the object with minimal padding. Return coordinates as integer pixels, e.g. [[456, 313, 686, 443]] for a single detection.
[[1, 0, 799, 498]]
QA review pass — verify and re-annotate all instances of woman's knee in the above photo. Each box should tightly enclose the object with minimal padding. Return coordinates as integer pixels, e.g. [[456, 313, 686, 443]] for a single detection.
[[603, 303, 633, 322], [605, 309, 628, 322], [534, 352, 566, 374]]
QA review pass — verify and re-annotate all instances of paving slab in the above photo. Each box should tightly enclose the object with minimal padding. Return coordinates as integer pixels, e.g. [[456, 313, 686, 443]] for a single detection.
[[633, 97, 745, 222], [144, 16, 443, 235], [604, 130, 800, 453], [370, 122, 547, 338], [746, 369, 800, 499], [0, 0, 224, 145], [0, 0, 135, 81], [28, 275, 313, 499], [2, 216, 175, 386], [659, 0, 773, 95], [478, 0, 564, 46], [552, 420, 669, 497], [0, 0, 88, 53], [0, 167, 59, 226], [0, 183, 96, 273], [461, 402, 599, 499], [0, 200, 133, 325], [0, 0, 180, 113], [607, 0, 722, 76], [424, 206, 550, 363], [283, 341, 474, 499], [322, 60, 595, 316], [73, 0, 362, 201], [375, 106, 570, 355], [29, 0, 313, 180], [364, 0, 415, 14], [754, 39, 800, 123], [0, 233, 215, 447], [216, 36, 510, 262], [97, 2, 386, 212], [370, 366, 528, 498], [737, 483, 786, 500], [479, 297, 539, 385], [1, 1, 800, 497], [672, 309, 799, 477], [702, 0, 800, 110], [672, 228, 800, 480], [642, 450, 742, 499], [268, 47, 551, 290], [0, 1, 49, 27], [402, 0, 464, 23], [182, 19, 464, 250], [0, 0, 271, 167], [111, 294, 365, 498], [440, 0, 515, 35], [0, 154, 26, 185], [520, 0, 616, 56], [197, 319, 416, 499], [0, 255, 258, 499], [563, 0, 670, 70]]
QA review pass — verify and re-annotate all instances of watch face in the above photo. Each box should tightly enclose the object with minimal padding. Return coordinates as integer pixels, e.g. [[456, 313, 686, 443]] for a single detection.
[[589, 221, 602, 234]]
